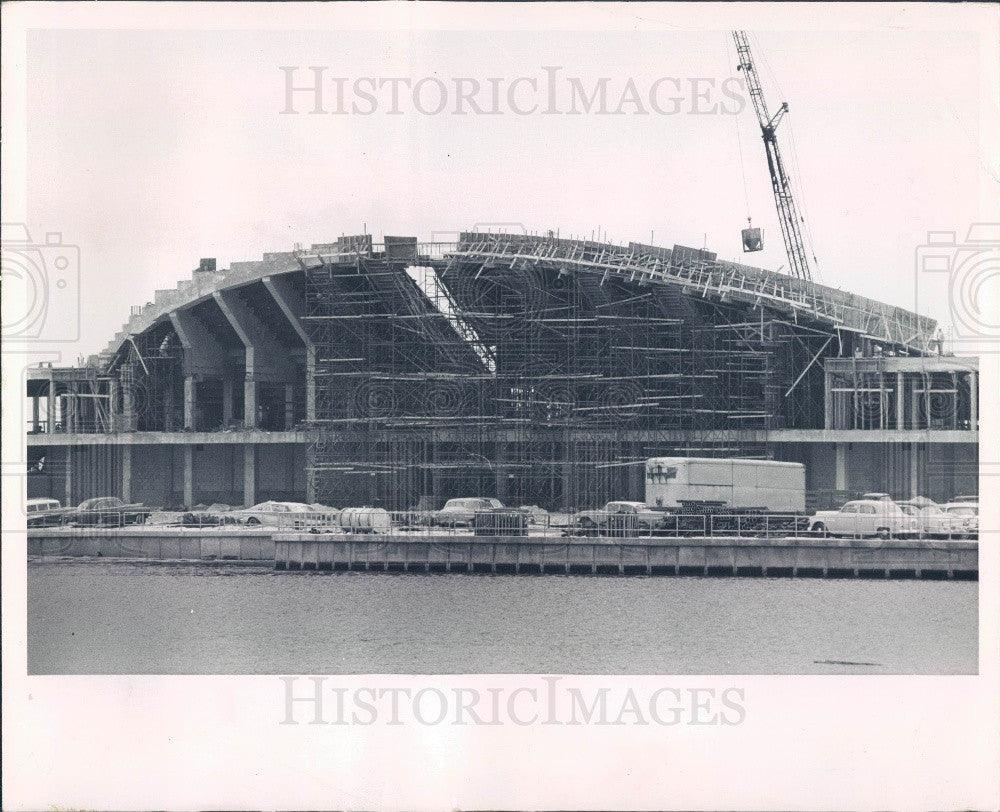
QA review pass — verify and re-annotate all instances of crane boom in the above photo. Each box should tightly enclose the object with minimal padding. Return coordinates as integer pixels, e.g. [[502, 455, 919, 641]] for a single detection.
[[733, 31, 812, 282]]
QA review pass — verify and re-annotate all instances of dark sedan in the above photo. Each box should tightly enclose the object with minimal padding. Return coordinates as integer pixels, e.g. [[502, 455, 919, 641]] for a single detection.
[[64, 496, 152, 527]]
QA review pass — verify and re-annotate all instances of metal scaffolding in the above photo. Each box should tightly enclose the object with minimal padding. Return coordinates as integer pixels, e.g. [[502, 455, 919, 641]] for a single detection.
[[300, 232, 935, 511]]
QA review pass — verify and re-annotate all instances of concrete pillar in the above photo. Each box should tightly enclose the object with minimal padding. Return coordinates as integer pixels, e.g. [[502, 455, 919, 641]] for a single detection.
[[306, 348, 316, 424], [122, 444, 132, 503], [244, 376, 256, 428], [108, 379, 119, 432], [284, 383, 294, 430], [47, 383, 57, 433], [306, 469, 316, 504], [494, 442, 506, 501], [222, 378, 235, 425], [835, 443, 847, 491], [243, 444, 256, 507], [64, 447, 73, 506], [896, 372, 905, 431], [909, 443, 921, 497], [163, 386, 175, 432], [122, 379, 136, 432], [67, 383, 78, 433], [31, 395, 40, 433], [183, 445, 194, 508], [969, 371, 977, 430], [823, 372, 833, 430], [184, 375, 197, 430]]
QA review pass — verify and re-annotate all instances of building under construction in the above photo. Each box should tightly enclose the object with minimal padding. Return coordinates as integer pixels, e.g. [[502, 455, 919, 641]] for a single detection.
[[25, 231, 979, 512]]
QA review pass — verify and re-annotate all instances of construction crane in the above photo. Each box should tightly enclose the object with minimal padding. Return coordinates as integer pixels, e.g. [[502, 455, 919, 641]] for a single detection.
[[732, 30, 813, 283]]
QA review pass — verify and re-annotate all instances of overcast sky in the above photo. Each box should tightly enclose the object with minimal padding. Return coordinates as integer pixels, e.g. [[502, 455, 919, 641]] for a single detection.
[[16, 15, 998, 362]]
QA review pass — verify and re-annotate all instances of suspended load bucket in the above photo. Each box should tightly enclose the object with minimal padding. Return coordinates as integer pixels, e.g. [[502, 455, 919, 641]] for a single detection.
[[741, 226, 763, 252]]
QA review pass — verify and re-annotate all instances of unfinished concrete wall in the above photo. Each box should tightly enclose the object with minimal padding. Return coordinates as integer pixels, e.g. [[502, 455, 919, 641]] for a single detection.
[[256, 443, 305, 502]]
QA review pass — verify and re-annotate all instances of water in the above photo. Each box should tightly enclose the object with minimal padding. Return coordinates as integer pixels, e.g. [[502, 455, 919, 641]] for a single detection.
[[28, 559, 977, 674]]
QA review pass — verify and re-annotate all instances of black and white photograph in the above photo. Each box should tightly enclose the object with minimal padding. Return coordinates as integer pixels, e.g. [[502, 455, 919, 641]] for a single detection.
[[2, 2, 998, 809]]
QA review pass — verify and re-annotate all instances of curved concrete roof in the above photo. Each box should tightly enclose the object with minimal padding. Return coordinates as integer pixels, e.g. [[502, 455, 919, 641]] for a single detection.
[[99, 231, 937, 366]]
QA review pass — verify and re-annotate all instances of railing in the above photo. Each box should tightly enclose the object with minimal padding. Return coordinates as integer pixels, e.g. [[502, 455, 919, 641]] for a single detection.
[[34, 508, 980, 541]]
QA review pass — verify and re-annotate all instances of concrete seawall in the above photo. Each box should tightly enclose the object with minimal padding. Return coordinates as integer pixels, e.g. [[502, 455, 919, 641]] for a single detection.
[[27, 529, 978, 579], [27, 527, 275, 561], [274, 534, 978, 579]]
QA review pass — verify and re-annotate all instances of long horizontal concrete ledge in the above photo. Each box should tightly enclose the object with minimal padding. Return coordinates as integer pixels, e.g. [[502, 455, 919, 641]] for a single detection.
[[27, 430, 308, 446], [28, 528, 978, 579], [274, 533, 978, 580], [26, 428, 977, 447], [28, 527, 276, 560]]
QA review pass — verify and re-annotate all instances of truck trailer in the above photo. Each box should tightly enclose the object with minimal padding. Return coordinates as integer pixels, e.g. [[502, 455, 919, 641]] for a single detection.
[[645, 457, 806, 513]]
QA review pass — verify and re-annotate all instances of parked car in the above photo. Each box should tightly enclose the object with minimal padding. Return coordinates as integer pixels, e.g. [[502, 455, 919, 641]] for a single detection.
[[432, 498, 505, 527], [950, 495, 979, 504], [65, 496, 152, 527], [233, 501, 337, 529], [940, 502, 979, 538], [808, 499, 918, 539], [571, 501, 667, 534], [26, 497, 68, 527], [860, 493, 895, 503], [181, 503, 243, 526], [516, 505, 549, 525], [896, 499, 961, 537]]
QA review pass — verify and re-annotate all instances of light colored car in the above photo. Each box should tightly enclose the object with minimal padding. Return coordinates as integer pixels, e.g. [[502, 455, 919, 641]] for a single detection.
[[897, 499, 961, 537], [26, 497, 66, 527], [808, 499, 918, 539], [517, 505, 549, 526], [940, 502, 979, 538], [233, 500, 336, 528], [860, 493, 895, 503], [572, 501, 667, 533], [432, 498, 505, 527]]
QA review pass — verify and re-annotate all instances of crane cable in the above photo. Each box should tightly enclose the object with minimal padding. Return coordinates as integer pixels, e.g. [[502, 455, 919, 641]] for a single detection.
[[727, 34, 752, 224], [785, 117, 822, 281], [752, 32, 822, 281]]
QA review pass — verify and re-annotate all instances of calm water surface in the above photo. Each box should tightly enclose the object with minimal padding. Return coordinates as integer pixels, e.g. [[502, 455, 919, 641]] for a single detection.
[[28, 559, 977, 674]]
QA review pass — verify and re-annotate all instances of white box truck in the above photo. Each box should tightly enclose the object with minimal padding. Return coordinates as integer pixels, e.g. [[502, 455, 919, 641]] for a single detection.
[[645, 457, 806, 513]]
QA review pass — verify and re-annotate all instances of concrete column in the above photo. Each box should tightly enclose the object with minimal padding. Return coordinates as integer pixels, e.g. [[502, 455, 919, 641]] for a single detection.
[[284, 383, 295, 430], [31, 395, 40, 433], [222, 378, 235, 425], [163, 386, 175, 432], [494, 442, 506, 501], [122, 444, 132, 503], [184, 375, 197, 430], [47, 383, 57, 433], [108, 379, 119, 432], [835, 443, 847, 491], [305, 469, 316, 504], [306, 348, 316, 424], [896, 372, 905, 431], [244, 376, 256, 428], [243, 444, 256, 507], [122, 379, 136, 432], [67, 383, 78, 433], [823, 370, 834, 429], [909, 443, 921, 497], [64, 447, 73, 506], [183, 445, 194, 508], [969, 371, 978, 430]]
